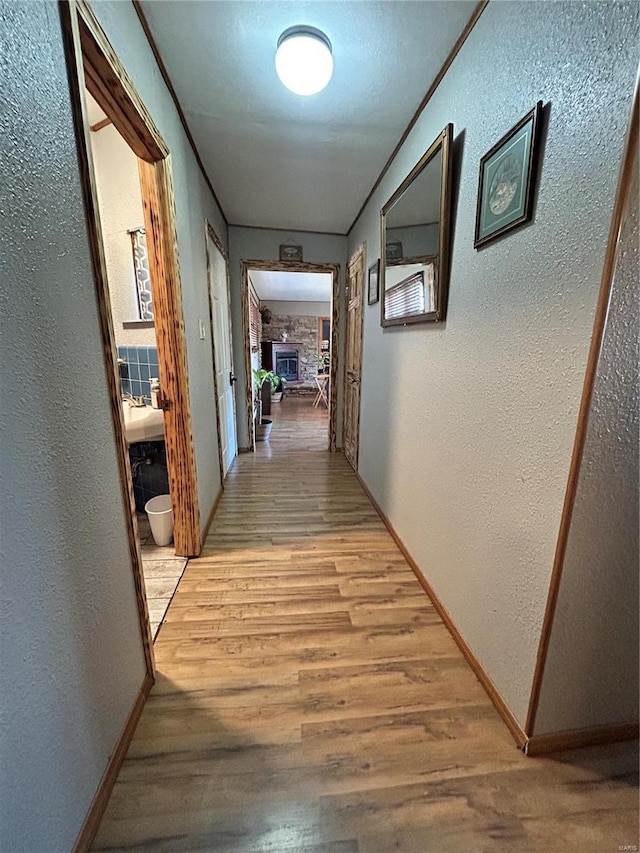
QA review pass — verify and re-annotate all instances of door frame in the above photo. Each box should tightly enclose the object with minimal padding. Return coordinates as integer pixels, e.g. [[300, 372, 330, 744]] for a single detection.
[[61, 0, 203, 674], [205, 220, 236, 484], [72, 0, 201, 559], [343, 243, 366, 471], [240, 260, 340, 452]]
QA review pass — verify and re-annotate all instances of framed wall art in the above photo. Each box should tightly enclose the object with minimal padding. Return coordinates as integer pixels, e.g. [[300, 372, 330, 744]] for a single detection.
[[385, 240, 403, 261], [474, 101, 543, 248], [279, 243, 303, 261], [368, 259, 380, 305]]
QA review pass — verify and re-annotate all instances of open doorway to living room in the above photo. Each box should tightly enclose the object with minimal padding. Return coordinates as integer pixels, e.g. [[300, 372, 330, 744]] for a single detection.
[[245, 265, 336, 452]]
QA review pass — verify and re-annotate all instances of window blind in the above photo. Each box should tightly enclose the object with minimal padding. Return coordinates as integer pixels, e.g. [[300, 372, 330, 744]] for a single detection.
[[385, 271, 426, 319]]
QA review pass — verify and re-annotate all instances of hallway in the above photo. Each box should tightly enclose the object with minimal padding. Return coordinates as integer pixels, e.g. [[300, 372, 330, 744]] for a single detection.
[[92, 402, 637, 852]]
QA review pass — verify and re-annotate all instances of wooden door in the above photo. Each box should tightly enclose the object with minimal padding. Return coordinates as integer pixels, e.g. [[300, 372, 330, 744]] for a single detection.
[[343, 245, 365, 470], [207, 230, 237, 476]]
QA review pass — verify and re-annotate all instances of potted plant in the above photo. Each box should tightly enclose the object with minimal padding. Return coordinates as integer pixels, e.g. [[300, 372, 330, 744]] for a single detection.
[[252, 368, 276, 441], [272, 374, 286, 403]]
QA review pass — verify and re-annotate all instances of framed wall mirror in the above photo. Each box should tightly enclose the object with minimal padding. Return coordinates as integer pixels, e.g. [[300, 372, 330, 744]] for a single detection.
[[380, 124, 453, 327]]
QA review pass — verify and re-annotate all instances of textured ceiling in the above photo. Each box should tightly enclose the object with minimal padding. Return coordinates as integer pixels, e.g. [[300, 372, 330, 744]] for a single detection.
[[250, 270, 332, 302], [138, 0, 476, 233]]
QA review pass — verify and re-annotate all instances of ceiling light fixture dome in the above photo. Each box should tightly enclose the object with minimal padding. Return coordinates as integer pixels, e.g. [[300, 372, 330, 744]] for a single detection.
[[275, 26, 333, 96]]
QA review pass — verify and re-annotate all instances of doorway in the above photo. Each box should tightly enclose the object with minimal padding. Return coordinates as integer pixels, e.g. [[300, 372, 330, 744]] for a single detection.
[[62, 1, 203, 669], [86, 89, 188, 642], [205, 222, 238, 480], [241, 261, 340, 453], [343, 244, 366, 471]]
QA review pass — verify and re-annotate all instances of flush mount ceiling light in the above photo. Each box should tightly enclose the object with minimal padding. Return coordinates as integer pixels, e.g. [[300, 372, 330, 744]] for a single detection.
[[275, 26, 333, 96]]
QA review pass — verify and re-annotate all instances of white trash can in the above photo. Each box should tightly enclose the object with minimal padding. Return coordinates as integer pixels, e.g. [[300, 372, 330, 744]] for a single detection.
[[145, 494, 173, 546]]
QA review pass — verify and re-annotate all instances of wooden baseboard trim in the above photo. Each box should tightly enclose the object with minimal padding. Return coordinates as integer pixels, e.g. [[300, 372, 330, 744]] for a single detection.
[[200, 486, 224, 549], [525, 722, 639, 756], [355, 472, 528, 750], [72, 672, 153, 852]]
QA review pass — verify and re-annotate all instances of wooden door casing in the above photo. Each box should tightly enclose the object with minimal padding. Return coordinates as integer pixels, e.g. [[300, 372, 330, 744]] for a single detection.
[[343, 245, 365, 470], [240, 260, 341, 452], [74, 0, 202, 558]]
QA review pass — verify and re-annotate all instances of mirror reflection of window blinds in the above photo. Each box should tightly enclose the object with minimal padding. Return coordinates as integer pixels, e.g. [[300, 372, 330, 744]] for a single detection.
[[385, 270, 427, 318], [249, 294, 260, 351]]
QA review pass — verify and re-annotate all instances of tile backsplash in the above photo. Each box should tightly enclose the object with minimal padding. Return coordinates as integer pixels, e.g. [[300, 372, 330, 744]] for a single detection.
[[117, 345, 159, 404]]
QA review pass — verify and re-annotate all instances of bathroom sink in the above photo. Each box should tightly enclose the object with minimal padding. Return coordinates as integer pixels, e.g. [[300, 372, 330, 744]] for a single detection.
[[122, 403, 165, 445]]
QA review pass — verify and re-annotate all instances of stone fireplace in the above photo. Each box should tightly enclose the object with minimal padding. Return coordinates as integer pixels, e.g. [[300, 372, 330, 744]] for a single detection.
[[261, 312, 330, 395]]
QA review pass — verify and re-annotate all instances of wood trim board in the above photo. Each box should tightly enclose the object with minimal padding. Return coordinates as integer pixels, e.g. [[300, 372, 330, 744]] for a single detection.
[[354, 471, 529, 750], [76, 0, 167, 162], [200, 485, 224, 548], [525, 722, 639, 757], [240, 260, 341, 452], [138, 159, 201, 556], [90, 116, 112, 132], [329, 267, 341, 452], [72, 673, 153, 852], [240, 262, 255, 449], [525, 82, 640, 736], [206, 219, 229, 261], [343, 244, 366, 469]]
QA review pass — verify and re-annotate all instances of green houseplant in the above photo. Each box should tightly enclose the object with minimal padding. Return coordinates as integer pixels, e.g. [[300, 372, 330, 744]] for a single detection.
[[253, 369, 286, 399], [253, 368, 278, 394], [252, 368, 276, 440]]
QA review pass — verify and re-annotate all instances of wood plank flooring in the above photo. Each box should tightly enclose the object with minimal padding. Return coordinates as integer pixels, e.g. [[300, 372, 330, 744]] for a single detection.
[[137, 511, 188, 639], [93, 400, 638, 852]]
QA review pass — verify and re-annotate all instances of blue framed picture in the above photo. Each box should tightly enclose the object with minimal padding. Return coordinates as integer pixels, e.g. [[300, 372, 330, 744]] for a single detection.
[[474, 102, 543, 248]]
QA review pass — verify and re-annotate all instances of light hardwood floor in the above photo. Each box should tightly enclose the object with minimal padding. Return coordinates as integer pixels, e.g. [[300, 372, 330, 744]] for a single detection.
[[93, 400, 638, 852]]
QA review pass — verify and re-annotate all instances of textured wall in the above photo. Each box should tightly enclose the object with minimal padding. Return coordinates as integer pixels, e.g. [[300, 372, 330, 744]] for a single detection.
[[90, 123, 155, 348], [89, 0, 227, 534], [348, 1, 639, 725], [228, 227, 347, 448], [534, 151, 639, 735], [0, 3, 146, 849]]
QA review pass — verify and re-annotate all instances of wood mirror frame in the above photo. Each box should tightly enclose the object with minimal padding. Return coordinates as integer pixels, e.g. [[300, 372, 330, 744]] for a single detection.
[[380, 124, 453, 327]]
